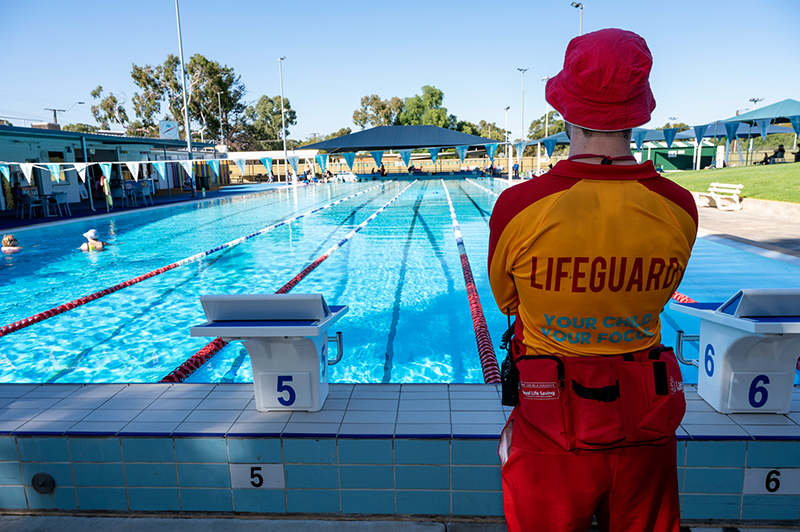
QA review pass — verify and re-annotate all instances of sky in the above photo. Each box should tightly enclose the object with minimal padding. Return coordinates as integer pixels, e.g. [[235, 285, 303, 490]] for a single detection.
[[1, 0, 798, 143]]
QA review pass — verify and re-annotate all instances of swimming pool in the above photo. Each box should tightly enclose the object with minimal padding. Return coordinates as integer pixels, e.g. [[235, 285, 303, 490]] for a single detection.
[[1, 178, 799, 385]]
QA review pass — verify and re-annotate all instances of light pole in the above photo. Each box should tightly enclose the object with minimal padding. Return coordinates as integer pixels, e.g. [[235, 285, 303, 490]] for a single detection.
[[505, 106, 511, 181], [44, 102, 84, 124], [217, 91, 224, 145], [748, 97, 764, 108], [175, 0, 195, 197], [571, 2, 584, 35], [518, 68, 528, 177], [279, 57, 289, 184]]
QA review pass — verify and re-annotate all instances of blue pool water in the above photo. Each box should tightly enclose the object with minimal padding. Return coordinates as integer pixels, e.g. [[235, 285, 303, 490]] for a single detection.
[[1, 178, 799, 385]]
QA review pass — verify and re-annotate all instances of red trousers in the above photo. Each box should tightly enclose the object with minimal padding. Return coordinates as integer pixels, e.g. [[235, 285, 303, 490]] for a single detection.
[[501, 412, 681, 532]]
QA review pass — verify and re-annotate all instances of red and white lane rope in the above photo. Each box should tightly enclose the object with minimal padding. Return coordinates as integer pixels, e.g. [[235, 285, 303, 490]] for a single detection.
[[465, 178, 499, 198], [441, 180, 501, 384], [670, 292, 697, 304], [0, 182, 390, 339], [160, 180, 419, 383]]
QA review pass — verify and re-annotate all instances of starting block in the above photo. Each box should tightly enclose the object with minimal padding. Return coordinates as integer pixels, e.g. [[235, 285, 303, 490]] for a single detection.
[[671, 289, 800, 414], [191, 294, 348, 412]]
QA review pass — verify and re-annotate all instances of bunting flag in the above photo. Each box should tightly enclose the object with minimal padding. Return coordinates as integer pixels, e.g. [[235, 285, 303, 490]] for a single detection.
[[724, 122, 739, 143], [455, 145, 469, 163], [125, 161, 141, 181], [429, 147, 441, 164], [46, 163, 61, 182], [259, 157, 272, 174], [634, 130, 647, 151], [485, 143, 499, 161], [179, 160, 194, 179], [693, 125, 708, 145], [757, 119, 769, 140], [231, 158, 246, 175], [789, 116, 800, 136], [398, 149, 411, 167], [72, 162, 90, 183], [542, 138, 558, 158], [207, 159, 220, 177], [315, 154, 328, 172], [663, 128, 678, 149], [0, 164, 9, 181], [287, 155, 299, 175], [370, 151, 384, 167], [514, 141, 526, 158], [99, 162, 112, 179], [342, 152, 356, 170], [20, 163, 35, 185], [152, 161, 167, 181]]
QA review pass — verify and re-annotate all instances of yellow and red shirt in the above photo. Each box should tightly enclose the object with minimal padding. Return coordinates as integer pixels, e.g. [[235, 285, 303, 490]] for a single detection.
[[488, 160, 697, 358]]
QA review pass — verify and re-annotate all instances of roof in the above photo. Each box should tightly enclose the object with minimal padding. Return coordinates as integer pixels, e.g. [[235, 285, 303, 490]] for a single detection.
[[300, 125, 499, 153], [533, 127, 696, 145], [0, 124, 215, 149], [720, 98, 800, 125]]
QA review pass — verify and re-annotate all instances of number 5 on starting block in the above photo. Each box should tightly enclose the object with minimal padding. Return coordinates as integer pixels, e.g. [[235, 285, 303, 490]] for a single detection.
[[257, 372, 312, 410]]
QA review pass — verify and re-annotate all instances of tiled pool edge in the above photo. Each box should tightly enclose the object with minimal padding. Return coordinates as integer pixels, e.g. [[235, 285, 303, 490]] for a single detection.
[[0, 383, 798, 524]]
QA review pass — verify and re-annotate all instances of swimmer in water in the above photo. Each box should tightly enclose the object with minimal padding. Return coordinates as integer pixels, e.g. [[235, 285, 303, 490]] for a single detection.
[[79, 229, 107, 252], [1, 234, 21, 253]]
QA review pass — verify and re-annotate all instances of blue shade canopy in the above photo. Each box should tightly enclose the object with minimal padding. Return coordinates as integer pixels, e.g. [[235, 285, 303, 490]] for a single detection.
[[720, 99, 800, 126], [300, 125, 496, 153], [534, 128, 695, 146], [693, 121, 794, 139]]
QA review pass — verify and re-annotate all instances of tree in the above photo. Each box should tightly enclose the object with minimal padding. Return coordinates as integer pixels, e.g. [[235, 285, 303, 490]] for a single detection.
[[352, 95, 404, 129], [325, 127, 351, 140], [396, 86, 456, 129], [656, 122, 690, 132], [62, 123, 99, 134], [237, 95, 297, 151], [527, 110, 566, 141], [90, 86, 129, 130], [477, 120, 507, 142]]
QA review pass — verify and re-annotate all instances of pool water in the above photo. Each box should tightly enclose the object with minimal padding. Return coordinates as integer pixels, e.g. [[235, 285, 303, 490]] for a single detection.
[[1, 178, 798, 385]]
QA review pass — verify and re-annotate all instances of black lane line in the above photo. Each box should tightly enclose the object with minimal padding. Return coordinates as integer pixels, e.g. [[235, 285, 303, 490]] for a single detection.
[[45, 249, 235, 384], [219, 346, 249, 383]]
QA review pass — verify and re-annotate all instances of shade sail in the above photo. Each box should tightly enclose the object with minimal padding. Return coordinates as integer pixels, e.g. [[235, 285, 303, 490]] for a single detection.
[[720, 99, 800, 125], [533, 128, 695, 145], [695, 122, 794, 138], [299, 125, 498, 153]]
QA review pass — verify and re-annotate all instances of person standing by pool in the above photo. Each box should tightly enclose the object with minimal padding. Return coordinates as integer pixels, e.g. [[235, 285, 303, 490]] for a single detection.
[[79, 229, 107, 252], [488, 28, 697, 532]]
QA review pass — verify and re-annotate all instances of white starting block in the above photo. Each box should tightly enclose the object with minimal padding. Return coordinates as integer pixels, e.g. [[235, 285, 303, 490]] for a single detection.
[[671, 289, 800, 414], [191, 294, 348, 412]]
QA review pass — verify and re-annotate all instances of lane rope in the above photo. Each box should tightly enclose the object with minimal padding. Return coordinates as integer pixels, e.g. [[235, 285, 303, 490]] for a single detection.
[[670, 292, 697, 304], [0, 182, 392, 339], [441, 180, 501, 384], [465, 178, 500, 198], [160, 180, 419, 383]]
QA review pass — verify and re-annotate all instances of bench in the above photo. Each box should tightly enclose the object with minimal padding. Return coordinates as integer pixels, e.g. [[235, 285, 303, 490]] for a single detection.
[[695, 182, 744, 211]]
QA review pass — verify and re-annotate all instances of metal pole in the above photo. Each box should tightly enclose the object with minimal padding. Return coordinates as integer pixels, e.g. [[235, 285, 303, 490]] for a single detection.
[[217, 91, 224, 145], [163, 144, 171, 200], [505, 107, 511, 182], [81, 136, 95, 211], [175, 0, 195, 197], [279, 57, 289, 185], [579, 5, 583, 35], [518, 68, 528, 177]]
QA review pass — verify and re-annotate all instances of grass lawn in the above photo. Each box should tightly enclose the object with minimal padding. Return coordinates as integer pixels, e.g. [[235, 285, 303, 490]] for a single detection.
[[665, 163, 800, 204]]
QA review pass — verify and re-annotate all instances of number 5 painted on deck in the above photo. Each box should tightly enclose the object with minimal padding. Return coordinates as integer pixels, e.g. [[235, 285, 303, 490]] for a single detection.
[[277, 375, 296, 406]]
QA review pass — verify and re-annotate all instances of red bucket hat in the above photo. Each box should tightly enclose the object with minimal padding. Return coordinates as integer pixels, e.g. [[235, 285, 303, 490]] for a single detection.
[[546, 28, 656, 131]]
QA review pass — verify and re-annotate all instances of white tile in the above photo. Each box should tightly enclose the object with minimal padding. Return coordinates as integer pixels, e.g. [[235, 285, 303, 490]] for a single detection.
[[23, 386, 81, 398], [67, 385, 126, 399], [329, 384, 355, 392], [449, 391, 500, 400], [113, 384, 171, 399], [451, 411, 506, 425], [33, 409, 92, 422], [185, 410, 241, 423], [396, 411, 450, 424], [67, 421, 127, 434], [97, 398, 155, 410], [353, 384, 400, 392], [196, 398, 251, 410], [51, 398, 109, 410], [401, 384, 449, 392], [326, 392, 352, 400], [682, 411, 737, 425], [743, 425, 800, 438], [236, 410, 292, 423], [395, 424, 451, 437], [173, 421, 233, 435], [205, 391, 254, 400], [347, 399, 398, 411], [450, 399, 504, 412], [338, 423, 395, 437], [289, 410, 345, 424], [676, 427, 689, 438], [228, 422, 286, 436], [15, 421, 75, 434], [161, 387, 213, 399], [350, 390, 400, 399], [83, 410, 140, 422], [148, 398, 203, 410], [343, 410, 396, 424], [681, 424, 750, 438], [0, 385, 37, 398], [134, 409, 189, 423], [452, 424, 504, 438], [786, 413, 800, 425], [399, 391, 448, 400], [0, 399, 12, 409], [119, 422, 179, 435], [0, 420, 26, 432], [0, 409, 44, 421], [399, 399, 450, 411], [6, 398, 61, 410], [684, 399, 716, 412], [320, 398, 349, 411], [282, 423, 340, 436], [729, 413, 795, 426], [449, 384, 497, 392]]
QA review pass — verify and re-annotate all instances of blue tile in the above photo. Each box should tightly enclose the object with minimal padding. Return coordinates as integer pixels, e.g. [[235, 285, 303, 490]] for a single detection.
[[0, 462, 21, 485], [69, 438, 122, 462], [742, 495, 800, 520], [395, 440, 449, 465], [683, 468, 743, 494], [175, 438, 228, 463], [177, 463, 230, 488], [747, 441, 800, 468], [227, 438, 282, 463], [452, 466, 502, 491], [128, 487, 181, 511], [180, 488, 233, 512], [121, 438, 175, 462], [677, 441, 686, 467], [0, 486, 26, 508], [680, 494, 740, 519], [76, 487, 128, 511], [0, 438, 18, 461], [340, 465, 393, 489], [685, 441, 746, 467], [21, 463, 73, 487], [17, 438, 70, 462], [338, 439, 393, 464], [232, 489, 286, 513], [25, 486, 77, 510], [125, 463, 177, 487], [397, 490, 450, 515], [284, 464, 338, 489], [452, 440, 500, 465], [287, 489, 339, 513], [452, 491, 504, 516], [283, 439, 336, 464], [72, 463, 125, 487], [396, 465, 449, 490], [341, 490, 394, 514]]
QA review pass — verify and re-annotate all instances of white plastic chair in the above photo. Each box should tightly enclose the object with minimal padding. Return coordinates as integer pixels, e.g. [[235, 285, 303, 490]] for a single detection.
[[52, 192, 72, 216], [140, 182, 154, 206]]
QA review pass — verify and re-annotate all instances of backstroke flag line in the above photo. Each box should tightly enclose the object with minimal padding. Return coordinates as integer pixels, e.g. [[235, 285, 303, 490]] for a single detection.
[[429, 148, 440, 164], [73, 163, 90, 183], [152, 161, 167, 181], [19, 163, 34, 185], [455, 145, 469, 163], [208, 159, 220, 177], [370, 151, 384, 167], [46, 163, 61, 182], [125, 162, 141, 181], [398, 149, 411, 167], [343, 152, 355, 170], [663, 128, 678, 148]]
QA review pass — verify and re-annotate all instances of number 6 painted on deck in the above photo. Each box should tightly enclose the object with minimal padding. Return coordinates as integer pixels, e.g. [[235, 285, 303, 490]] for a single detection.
[[277, 375, 296, 406]]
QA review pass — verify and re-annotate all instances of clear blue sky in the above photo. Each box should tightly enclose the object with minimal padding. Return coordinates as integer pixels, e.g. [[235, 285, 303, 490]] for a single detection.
[[1, 0, 798, 142]]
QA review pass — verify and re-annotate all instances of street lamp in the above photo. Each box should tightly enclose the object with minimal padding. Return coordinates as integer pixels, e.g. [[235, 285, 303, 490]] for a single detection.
[[538, 77, 550, 176], [43, 102, 84, 124], [174, 0, 195, 197], [518, 68, 528, 177], [217, 91, 224, 145], [749, 97, 764, 108], [504, 106, 511, 180], [279, 57, 289, 184], [571, 2, 584, 36]]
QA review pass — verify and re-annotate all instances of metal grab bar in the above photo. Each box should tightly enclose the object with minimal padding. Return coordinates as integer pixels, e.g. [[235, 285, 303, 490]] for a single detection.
[[675, 330, 700, 367], [327, 331, 343, 365]]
